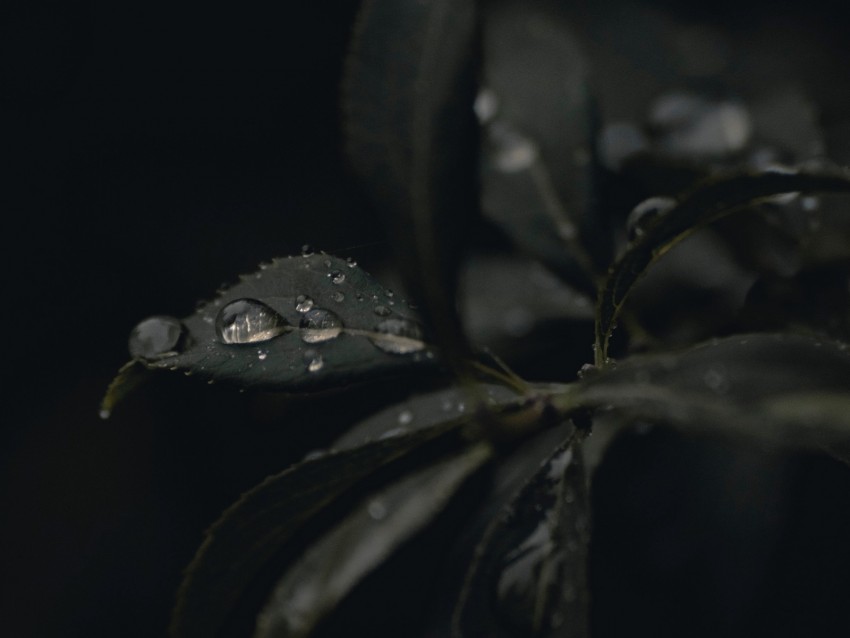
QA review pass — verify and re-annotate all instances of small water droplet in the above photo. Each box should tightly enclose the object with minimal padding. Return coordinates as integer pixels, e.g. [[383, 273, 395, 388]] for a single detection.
[[331, 291, 345, 303], [257, 349, 268, 361], [374, 305, 392, 317], [577, 363, 597, 379], [801, 195, 819, 211], [626, 196, 676, 240], [384, 289, 395, 298], [295, 295, 314, 313], [128, 315, 186, 360], [301, 244, 314, 257], [329, 270, 345, 284], [346, 257, 358, 268], [474, 87, 499, 123], [99, 408, 111, 420], [299, 308, 344, 343], [368, 499, 388, 521], [355, 292, 364, 302], [216, 299, 289, 344], [307, 354, 324, 373], [441, 398, 454, 412], [369, 318, 425, 354], [398, 410, 413, 425], [457, 401, 466, 413]]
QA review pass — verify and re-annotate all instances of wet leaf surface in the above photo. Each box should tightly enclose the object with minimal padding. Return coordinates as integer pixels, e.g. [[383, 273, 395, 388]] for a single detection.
[[574, 333, 850, 451], [171, 422, 473, 638], [120, 254, 437, 392], [454, 434, 590, 638], [343, 0, 478, 360], [253, 442, 493, 638], [332, 383, 521, 451], [595, 168, 850, 361]]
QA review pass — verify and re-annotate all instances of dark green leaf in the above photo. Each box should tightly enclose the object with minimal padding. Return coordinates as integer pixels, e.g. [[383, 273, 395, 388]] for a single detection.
[[571, 333, 850, 451], [479, 1, 602, 292], [454, 434, 590, 638], [343, 0, 478, 361], [332, 383, 522, 451], [129, 254, 437, 391], [595, 168, 850, 362], [171, 422, 470, 638], [253, 442, 493, 638]]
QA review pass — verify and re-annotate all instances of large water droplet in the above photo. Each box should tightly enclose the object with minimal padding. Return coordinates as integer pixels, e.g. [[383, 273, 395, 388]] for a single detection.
[[128, 315, 186, 360], [299, 308, 344, 343], [216, 299, 289, 344], [369, 318, 426, 355], [626, 196, 676, 240], [295, 295, 314, 313]]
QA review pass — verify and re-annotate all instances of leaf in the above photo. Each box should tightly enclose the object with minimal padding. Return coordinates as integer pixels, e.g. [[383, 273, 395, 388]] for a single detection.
[[478, 1, 602, 293], [342, 0, 478, 361], [171, 421, 472, 638], [253, 442, 494, 638], [570, 333, 850, 451], [453, 434, 590, 638], [332, 383, 522, 451], [595, 167, 850, 362], [124, 253, 438, 392]]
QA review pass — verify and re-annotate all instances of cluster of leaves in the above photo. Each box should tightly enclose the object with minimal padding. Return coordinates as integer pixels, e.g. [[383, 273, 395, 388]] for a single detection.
[[106, 0, 850, 636]]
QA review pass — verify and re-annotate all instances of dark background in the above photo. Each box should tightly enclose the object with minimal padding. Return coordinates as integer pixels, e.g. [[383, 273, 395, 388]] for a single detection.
[[3, 2, 850, 637]]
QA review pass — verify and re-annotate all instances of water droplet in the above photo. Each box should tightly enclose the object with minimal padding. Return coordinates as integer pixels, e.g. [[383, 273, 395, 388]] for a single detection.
[[626, 196, 676, 240], [99, 408, 111, 420], [331, 291, 345, 303], [474, 87, 499, 123], [329, 270, 345, 284], [346, 257, 358, 268], [128, 315, 186, 360], [355, 292, 365, 302], [369, 318, 425, 355], [374, 304, 392, 317], [301, 244, 314, 257], [299, 308, 343, 343], [368, 499, 388, 521], [307, 353, 324, 373], [295, 295, 314, 313], [490, 121, 538, 172], [577, 363, 597, 379], [257, 349, 268, 361], [398, 410, 413, 425], [384, 289, 395, 298], [216, 299, 289, 344], [802, 196, 820, 212], [323, 258, 332, 268]]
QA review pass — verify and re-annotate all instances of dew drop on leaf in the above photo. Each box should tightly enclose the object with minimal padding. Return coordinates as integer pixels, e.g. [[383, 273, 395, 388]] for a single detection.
[[374, 304, 392, 317], [367, 499, 388, 521], [299, 308, 344, 344], [128, 315, 186, 360], [369, 318, 426, 355], [215, 299, 289, 345], [295, 295, 314, 313], [397, 409, 413, 425], [331, 291, 345, 303], [329, 270, 345, 284], [300, 244, 314, 257], [626, 196, 677, 240]]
